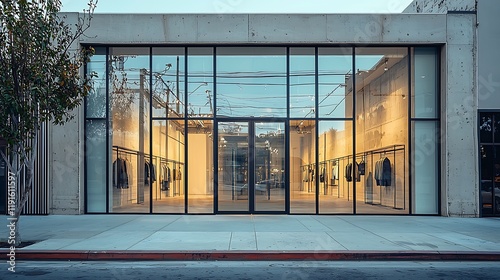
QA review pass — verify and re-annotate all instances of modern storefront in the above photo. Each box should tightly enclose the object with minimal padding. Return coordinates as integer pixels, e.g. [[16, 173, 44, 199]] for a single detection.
[[84, 46, 440, 214], [3, 0, 499, 217]]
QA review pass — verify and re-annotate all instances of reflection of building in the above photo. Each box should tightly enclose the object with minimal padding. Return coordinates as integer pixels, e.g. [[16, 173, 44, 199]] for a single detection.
[[2, 0, 500, 217]]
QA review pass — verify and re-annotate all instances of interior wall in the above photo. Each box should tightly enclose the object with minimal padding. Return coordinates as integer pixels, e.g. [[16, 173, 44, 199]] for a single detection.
[[354, 56, 409, 210], [188, 133, 208, 195]]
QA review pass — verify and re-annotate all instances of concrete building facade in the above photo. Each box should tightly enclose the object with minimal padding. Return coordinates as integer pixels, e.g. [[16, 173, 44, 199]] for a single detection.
[[1, 0, 499, 217]]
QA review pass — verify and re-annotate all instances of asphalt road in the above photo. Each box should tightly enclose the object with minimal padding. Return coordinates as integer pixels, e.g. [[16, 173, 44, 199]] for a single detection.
[[1, 261, 500, 279]]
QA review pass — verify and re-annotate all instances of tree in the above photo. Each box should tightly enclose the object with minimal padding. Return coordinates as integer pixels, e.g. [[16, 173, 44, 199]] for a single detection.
[[0, 0, 97, 245]]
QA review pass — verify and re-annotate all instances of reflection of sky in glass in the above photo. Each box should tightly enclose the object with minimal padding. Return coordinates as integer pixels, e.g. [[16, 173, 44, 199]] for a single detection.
[[290, 54, 315, 118], [188, 54, 214, 117], [318, 55, 352, 118], [216, 53, 286, 118], [99, 48, 385, 120]]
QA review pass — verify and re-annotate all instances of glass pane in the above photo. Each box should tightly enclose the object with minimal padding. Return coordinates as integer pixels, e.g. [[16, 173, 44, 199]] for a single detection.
[[413, 47, 438, 118], [355, 47, 409, 214], [290, 48, 315, 118], [152, 120, 185, 213], [109, 47, 150, 213], [86, 120, 107, 213], [254, 122, 285, 212], [290, 120, 316, 213], [86, 52, 107, 118], [187, 48, 214, 118], [216, 47, 286, 118], [218, 122, 249, 211], [152, 48, 185, 118], [495, 146, 500, 215], [356, 47, 408, 112], [412, 121, 439, 214], [318, 120, 353, 214], [188, 120, 214, 213], [480, 145, 494, 215], [318, 48, 353, 118], [479, 113, 493, 143], [494, 113, 500, 144]]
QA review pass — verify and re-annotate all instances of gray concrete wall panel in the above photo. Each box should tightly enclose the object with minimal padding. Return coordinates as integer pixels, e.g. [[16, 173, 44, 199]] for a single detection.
[[381, 14, 446, 42], [446, 14, 475, 45], [444, 40, 478, 216], [50, 110, 82, 214], [249, 14, 326, 42], [197, 14, 248, 42], [80, 14, 174, 44], [404, 0, 477, 13], [477, 0, 500, 109], [327, 14, 384, 43], [162, 15, 199, 42], [79, 13, 446, 45]]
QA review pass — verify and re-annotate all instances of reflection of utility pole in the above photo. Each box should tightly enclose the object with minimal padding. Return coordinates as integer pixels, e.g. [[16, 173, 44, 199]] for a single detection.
[[176, 56, 180, 114], [206, 90, 213, 115]]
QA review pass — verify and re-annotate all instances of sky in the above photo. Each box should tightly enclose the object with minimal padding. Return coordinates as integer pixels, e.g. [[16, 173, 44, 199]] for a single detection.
[[60, 0, 414, 14]]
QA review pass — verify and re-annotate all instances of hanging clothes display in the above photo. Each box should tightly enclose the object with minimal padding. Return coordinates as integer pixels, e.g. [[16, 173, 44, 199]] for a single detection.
[[345, 162, 353, 182], [302, 166, 309, 182], [161, 163, 171, 191], [375, 157, 392, 186], [331, 160, 339, 186], [113, 157, 130, 189], [144, 161, 156, 186], [358, 160, 366, 176], [319, 166, 325, 183]]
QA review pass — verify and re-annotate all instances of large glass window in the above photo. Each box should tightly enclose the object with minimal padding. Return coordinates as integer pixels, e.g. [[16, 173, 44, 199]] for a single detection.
[[318, 48, 353, 118], [290, 120, 316, 213], [187, 48, 214, 118], [152, 48, 185, 118], [355, 47, 409, 214], [216, 47, 287, 118], [479, 112, 500, 217], [84, 45, 439, 215], [290, 48, 315, 118], [412, 121, 439, 214], [152, 119, 185, 213], [109, 47, 150, 213], [86, 120, 107, 212], [318, 120, 353, 214], [86, 50, 106, 118], [413, 48, 439, 118], [188, 120, 214, 213]]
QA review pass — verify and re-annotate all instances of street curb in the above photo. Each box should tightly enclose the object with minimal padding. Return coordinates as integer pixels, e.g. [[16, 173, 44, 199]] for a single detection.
[[2, 250, 500, 261]]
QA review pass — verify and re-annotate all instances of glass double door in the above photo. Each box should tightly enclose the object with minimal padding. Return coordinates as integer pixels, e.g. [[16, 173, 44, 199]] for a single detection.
[[217, 121, 286, 213]]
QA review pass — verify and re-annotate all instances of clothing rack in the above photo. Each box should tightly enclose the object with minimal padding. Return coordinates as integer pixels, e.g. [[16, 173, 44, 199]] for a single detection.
[[113, 146, 185, 200], [300, 163, 316, 193], [319, 144, 406, 209]]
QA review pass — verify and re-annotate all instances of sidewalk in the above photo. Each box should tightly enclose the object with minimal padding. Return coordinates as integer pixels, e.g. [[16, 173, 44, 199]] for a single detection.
[[1, 215, 499, 261]]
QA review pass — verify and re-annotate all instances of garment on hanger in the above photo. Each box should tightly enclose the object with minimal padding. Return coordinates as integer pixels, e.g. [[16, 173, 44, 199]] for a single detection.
[[358, 160, 365, 176], [302, 167, 309, 182], [161, 163, 171, 190], [113, 157, 130, 189], [319, 167, 325, 183], [144, 161, 156, 185], [354, 161, 360, 182], [345, 162, 353, 182], [374, 157, 392, 186], [331, 161, 339, 186]]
